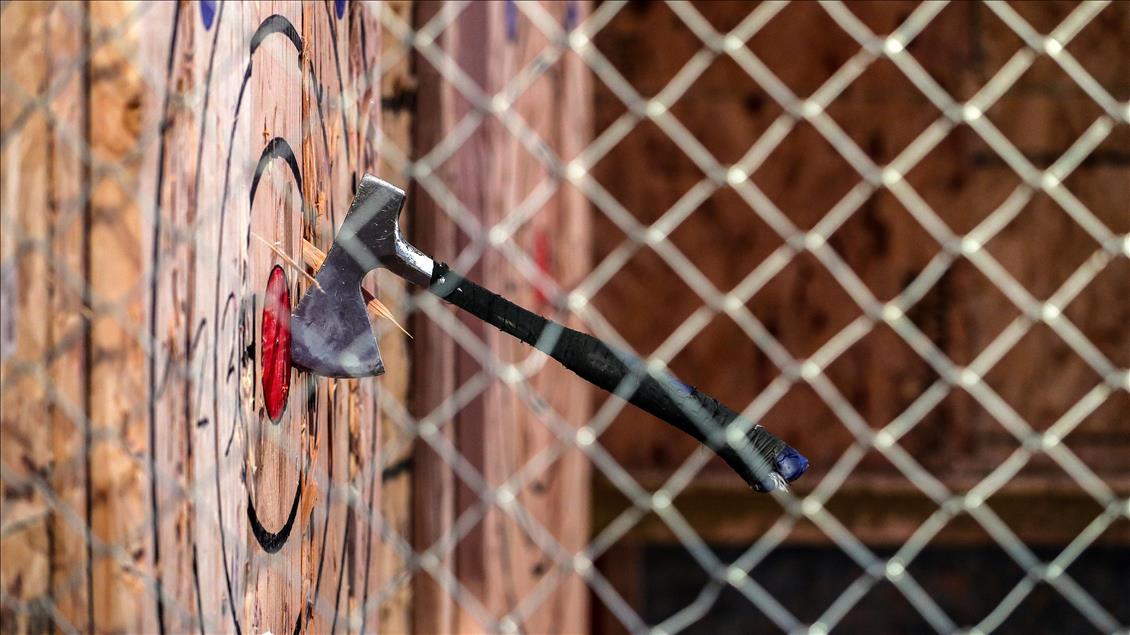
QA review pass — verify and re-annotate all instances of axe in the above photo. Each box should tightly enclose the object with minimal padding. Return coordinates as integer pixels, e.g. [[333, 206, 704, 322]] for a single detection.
[[291, 175, 808, 492]]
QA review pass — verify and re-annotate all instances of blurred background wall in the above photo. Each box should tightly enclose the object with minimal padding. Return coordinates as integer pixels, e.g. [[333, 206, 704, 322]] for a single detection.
[[587, 2, 1128, 632]]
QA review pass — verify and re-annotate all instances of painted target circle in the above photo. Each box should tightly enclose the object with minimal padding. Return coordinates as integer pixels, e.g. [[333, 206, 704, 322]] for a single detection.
[[151, 3, 379, 632], [261, 264, 291, 423]]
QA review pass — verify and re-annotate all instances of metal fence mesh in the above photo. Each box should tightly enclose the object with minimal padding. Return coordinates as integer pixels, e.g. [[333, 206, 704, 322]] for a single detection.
[[1, 1, 1128, 634]]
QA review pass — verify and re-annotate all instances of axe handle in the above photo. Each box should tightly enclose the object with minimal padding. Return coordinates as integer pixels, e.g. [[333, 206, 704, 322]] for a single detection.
[[428, 262, 806, 492]]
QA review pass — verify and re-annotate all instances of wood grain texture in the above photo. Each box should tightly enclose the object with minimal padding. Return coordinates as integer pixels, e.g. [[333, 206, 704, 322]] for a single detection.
[[244, 3, 305, 633], [2, 2, 392, 633], [188, 1, 251, 630], [412, 2, 593, 633], [2, 4, 58, 632], [411, 3, 462, 631], [372, 2, 416, 633], [590, 0, 1129, 543], [0, 4, 93, 634], [143, 3, 202, 632], [87, 1, 161, 630], [45, 4, 93, 632]]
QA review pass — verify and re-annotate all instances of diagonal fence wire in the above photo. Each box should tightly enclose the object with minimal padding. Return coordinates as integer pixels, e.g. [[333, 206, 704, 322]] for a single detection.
[[1, 1, 1127, 634]]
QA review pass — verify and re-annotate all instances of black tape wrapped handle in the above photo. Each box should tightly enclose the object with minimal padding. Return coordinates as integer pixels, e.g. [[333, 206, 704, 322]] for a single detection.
[[429, 262, 792, 491]]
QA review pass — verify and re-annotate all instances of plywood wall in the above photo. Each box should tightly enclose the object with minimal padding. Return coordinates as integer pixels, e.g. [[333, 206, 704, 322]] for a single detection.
[[1, 2, 404, 632], [588, 4, 1127, 631], [590, 0, 1128, 544]]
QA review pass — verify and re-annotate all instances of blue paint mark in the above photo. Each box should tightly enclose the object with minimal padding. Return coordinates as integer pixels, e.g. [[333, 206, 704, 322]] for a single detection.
[[505, 0, 518, 42], [335, 0, 346, 20], [200, 0, 216, 30], [565, 0, 578, 31]]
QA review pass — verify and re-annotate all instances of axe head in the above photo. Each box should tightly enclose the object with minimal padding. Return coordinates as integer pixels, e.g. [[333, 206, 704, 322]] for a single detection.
[[290, 175, 433, 377]]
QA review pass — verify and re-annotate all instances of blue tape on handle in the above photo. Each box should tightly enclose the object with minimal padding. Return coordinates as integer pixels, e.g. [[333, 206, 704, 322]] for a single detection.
[[776, 446, 809, 482]]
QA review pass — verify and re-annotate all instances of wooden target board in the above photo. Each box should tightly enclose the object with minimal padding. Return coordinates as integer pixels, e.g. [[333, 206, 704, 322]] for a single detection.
[[4, 2, 594, 634], [2, 2, 392, 633], [137, 2, 391, 632]]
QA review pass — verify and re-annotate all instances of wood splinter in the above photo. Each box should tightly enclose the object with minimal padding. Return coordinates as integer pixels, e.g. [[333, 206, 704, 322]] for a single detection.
[[252, 232, 411, 338]]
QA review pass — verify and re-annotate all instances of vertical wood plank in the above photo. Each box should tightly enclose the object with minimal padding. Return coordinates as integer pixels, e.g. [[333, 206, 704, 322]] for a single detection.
[[144, 2, 204, 631], [242, 3, 305, 633], [374, 1, 418, 632], [87, 1, 164, 630], [412, 2, 593, 632], [520, 4, 594, 630], [188, 1, 252, 631], [412, 0, 466, 630], [342, 2, 400, 632], [46, 3, 93, 631], [483, 3, 593, 631], [452, 5, 506, 628], [298, 2, 352, 633], [0, 3, 55, 632]]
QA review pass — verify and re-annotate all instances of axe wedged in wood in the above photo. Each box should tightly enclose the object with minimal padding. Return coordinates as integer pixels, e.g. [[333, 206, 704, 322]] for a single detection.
[[290, 174, 808, 492], [300, 240, 408, 337]]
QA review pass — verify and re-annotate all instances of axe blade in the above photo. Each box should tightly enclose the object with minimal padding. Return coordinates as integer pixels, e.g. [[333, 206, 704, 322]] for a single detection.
[[290, 176, 411, 377]]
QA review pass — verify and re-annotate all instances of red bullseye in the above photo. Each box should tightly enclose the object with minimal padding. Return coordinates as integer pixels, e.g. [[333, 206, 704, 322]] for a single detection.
[[261, 265, 292, 422]]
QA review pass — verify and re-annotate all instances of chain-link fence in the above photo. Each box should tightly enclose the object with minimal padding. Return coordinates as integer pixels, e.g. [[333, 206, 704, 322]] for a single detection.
[[2, 1, 1128, 634]]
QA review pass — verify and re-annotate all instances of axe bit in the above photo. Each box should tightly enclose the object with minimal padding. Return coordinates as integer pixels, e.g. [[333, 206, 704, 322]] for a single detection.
[[291, 174, 808, 492]]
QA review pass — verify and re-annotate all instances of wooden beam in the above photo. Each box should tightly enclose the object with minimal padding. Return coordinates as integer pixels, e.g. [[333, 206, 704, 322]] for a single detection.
[[371, 2, 417, 633], [46, 3, 93, 632], [86, 1, 161, 630], [411, 3, 460, 630], [0, 4, 94, 633], [412, 2, 593, 633], [2, 4, 64, 632]]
